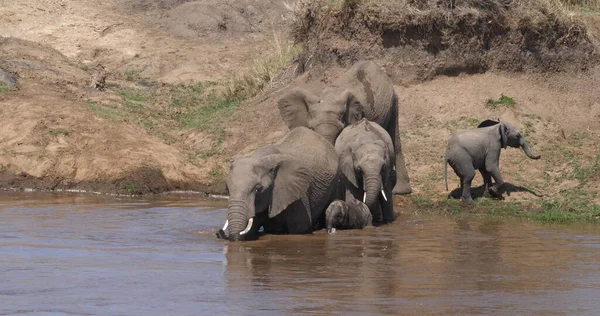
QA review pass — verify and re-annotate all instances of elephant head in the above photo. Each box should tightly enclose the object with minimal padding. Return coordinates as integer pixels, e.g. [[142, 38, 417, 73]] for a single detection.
[[277, 87, 365, 144], [222, 150, 311, 242], [325, 200, 347, 233], [339, 139, 392, 211], [480, 120, 541, 160]]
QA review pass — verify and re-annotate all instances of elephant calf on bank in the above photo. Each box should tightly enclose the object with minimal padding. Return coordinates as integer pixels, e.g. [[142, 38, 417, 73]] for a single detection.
[[217, 127, 340, 242], [277, 60, 411, 195], [325, 195, 372, 233], [444, 120, 541, 203], [335, 118, 396, 223]]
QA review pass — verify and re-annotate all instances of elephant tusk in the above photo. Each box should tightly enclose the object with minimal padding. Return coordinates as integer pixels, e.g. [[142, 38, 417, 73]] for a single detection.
[[239, 217, 254, 235], [381, 190, 387, 201], [222, 220, 229, 231], [363, 192, 366, 203]]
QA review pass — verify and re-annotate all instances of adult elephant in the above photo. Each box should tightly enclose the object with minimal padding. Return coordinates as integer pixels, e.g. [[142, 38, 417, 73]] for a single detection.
[[277, 60, 411, 195], [217, 127, 340, 242], [444, 120, 541, 203], [335, 118, 396, 223]]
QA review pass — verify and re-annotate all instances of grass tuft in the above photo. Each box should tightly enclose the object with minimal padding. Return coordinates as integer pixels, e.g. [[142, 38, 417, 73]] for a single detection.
[[487, 94, 516, 108], [48, 129, 70, 136], [224, 31, 301, 100]]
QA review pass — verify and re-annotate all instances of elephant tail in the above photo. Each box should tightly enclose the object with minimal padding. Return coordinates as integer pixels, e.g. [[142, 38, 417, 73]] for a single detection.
[[444, 158, 448, 191]]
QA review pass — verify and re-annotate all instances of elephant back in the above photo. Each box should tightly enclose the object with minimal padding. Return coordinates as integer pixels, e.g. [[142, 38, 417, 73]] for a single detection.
[[275, 127, 339, 210], [334, 60, 395, 125]]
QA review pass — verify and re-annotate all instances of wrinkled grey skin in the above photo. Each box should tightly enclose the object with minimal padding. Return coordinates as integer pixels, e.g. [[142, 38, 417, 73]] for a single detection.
[[335, 118, 396, 223], [325, 197, 372, 233], [218, 127, 340, 242], [277, 60, 410, 195], [444, 120, 541, 203]]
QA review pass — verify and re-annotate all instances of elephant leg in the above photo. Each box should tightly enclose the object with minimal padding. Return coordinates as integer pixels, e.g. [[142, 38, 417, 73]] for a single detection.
[[487, 166, 505, 199], [283, 199, 314, 234], [370, 200, 384, 224], [480, 169, 492, 198], [389, 95, 412, 195], [450, 159, 475, 203], [381, 189, 395, 223]]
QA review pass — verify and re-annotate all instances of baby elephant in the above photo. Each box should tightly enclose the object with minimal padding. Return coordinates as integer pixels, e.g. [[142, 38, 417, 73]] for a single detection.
[[325, 197, 372, 233], [444, 120, 541, 203]]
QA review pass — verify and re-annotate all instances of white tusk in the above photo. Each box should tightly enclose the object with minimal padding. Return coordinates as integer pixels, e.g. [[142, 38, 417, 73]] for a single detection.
[[222, 220, 229, 231], [381, 190, 387, 201], [363, 192, 366, 203], [239, 217, 254, 235], [393, 165, 396, 171]]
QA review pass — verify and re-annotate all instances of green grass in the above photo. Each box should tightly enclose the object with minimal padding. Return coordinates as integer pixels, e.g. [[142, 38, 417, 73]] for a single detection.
[[123, 69, 139, 82], [409, 196, 600, 223], [48, 129, 70, 136], [122, 183, 136, 194], [443, 116, 480, 132], [120, 90, 148, 102], [0, 83, 15, 93], [573, 153, 600, 182], [209, 166, 226, 182], [87, 101, 121, 120], [178, 97, 241, 130], [487, 94, 516, 108]]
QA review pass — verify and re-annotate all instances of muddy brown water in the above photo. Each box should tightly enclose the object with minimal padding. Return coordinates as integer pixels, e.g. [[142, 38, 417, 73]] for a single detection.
[[1, 192, 600, 315]]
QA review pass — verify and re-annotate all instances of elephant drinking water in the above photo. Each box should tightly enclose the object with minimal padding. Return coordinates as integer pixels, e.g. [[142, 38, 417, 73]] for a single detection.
[[217, 127, 340, 241]]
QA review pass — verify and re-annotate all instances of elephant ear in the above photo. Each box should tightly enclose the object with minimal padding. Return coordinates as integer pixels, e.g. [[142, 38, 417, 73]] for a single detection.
[[499, 123, 508, 149], [339, 147, 358, 187], [277, 88, 320, 130], [260, 154, 311, 218], [341, 90, 365, 125], [478, 119, 500, 128]]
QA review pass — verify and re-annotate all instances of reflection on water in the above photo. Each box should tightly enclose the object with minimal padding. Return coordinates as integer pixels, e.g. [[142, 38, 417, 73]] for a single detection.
[[1, 192, 600, 315]]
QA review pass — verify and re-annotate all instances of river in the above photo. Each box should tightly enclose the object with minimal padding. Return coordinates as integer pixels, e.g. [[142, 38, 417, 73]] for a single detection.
[[1, 192, 599, 315]]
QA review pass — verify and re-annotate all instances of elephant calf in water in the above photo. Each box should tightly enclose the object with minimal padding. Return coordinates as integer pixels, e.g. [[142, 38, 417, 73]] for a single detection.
[[444, 119, 541, 203], [325, 197, 372, 233]]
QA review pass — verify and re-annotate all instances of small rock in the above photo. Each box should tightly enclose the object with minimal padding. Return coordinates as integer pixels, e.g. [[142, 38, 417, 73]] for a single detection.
[[90, 64, 106, 91]]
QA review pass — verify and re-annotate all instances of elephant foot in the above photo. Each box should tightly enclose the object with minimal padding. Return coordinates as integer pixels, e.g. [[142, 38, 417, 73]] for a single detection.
[[392, 183, 412, 195], [488, 187, 503, 199], [461, 197, 474, 204]]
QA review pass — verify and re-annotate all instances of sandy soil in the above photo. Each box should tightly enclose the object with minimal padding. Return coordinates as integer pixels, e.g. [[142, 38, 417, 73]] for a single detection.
[[0, 0, 599, 205]]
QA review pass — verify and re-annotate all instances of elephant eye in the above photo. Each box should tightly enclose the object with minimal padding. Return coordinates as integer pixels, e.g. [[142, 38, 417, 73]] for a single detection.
[[254, 184, 263, 193]]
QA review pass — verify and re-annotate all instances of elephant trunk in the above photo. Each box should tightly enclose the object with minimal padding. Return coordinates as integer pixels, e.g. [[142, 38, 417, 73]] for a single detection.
[[520, 139, 541, 160], [227, 199, 253, 242], [363, 174, 382, 210]]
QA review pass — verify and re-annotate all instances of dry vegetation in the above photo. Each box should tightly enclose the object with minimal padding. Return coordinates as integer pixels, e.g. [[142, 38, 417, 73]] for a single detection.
[[0, 0, 599, 221]]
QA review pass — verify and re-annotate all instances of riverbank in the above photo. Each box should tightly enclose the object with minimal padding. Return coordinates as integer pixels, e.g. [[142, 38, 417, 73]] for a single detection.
[[0, 0, 599, 222]]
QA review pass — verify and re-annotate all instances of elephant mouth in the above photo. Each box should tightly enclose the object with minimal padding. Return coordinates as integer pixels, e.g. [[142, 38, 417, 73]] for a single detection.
[[217, 217, 256, 241], [362, 190, 388, 203]]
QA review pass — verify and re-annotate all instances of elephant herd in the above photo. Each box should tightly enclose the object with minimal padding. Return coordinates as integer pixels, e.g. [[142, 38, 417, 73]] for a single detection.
[[216, 60, 541, 242]]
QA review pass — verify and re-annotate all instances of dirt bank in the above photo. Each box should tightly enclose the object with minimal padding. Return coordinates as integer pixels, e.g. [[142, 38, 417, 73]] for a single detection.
[[0, 0, 599, 220]]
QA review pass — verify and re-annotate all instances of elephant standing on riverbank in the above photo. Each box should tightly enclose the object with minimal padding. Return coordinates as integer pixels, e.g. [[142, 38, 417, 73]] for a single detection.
[[217, 127, 340, 242], [444, 120, 541, 203], [277, 60, 411, 195], [335, 118, 396, 223]]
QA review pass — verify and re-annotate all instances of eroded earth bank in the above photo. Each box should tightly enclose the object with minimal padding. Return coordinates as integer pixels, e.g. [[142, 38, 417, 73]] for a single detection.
[[1, 0, 599, 220]]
